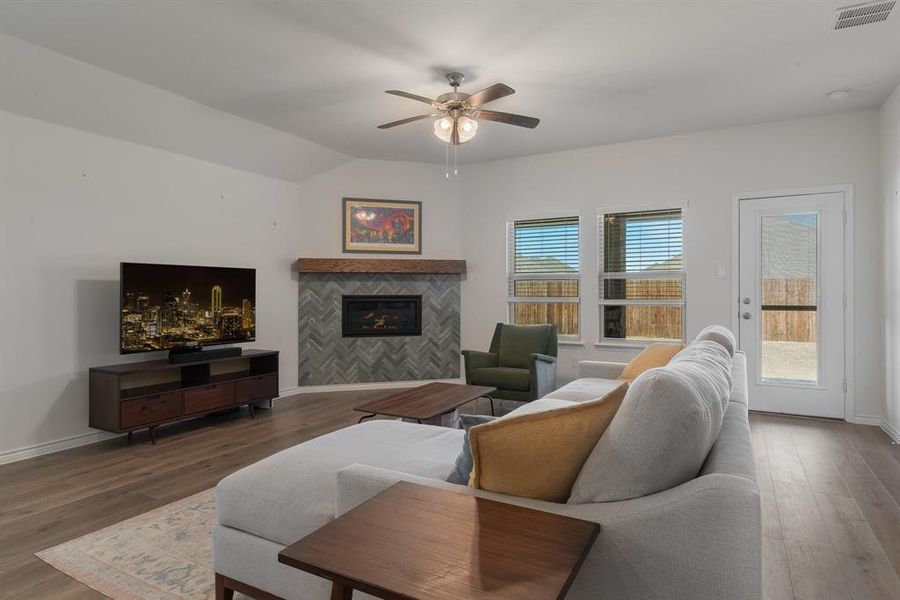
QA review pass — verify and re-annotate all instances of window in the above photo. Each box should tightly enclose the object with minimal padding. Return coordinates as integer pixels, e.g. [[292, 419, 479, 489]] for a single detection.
[[507, 216, 580, 337], [599, 208, 684, 343]]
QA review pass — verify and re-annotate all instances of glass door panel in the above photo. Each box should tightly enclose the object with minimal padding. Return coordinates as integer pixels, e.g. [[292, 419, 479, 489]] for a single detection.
[[759, 213, 819, 385]]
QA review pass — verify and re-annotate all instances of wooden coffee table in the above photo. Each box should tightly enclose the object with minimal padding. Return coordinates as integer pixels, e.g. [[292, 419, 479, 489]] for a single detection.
[[278, 481, 599, 600], [353, 382, 496, 426]]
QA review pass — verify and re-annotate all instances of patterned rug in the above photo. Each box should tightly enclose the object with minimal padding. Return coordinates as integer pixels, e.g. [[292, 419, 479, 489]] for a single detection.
[[36, 489, 248, 600]]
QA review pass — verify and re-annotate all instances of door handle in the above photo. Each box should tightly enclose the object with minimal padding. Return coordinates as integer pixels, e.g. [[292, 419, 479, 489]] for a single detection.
[[742, 312, 752, 320], [742, 297, 751, 305]]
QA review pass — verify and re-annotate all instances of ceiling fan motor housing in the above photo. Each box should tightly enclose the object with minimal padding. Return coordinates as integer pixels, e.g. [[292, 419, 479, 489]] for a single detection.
[[446, 72, 465, 88]]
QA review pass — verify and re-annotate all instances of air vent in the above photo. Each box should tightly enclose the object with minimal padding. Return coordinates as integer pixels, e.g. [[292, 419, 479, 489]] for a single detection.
[[832, 1, 895, 30]]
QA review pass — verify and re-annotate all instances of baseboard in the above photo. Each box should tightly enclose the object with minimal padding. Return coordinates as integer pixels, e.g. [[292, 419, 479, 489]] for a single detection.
[[850, 414, 900, 443], [0, 430, 121, 466], [852, 414, 884, 426], [285, 378, 465, 395], [880, 418, 900, 443]]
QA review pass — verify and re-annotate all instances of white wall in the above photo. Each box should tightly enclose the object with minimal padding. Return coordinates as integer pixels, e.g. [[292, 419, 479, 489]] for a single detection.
[[458, 110, 884, 422], [0, 36, 462, 460], [0, 111, 463, 459], [297, 160, 461, 259], [881, 84, 900, 440], [0, 111, 304, 456]]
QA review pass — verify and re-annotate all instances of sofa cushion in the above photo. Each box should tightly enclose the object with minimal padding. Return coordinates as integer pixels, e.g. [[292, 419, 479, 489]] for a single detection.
[[568, 342, 732, 503], [544, 377, 625, 403], [619, 343, 684, 382], [215, 420, 462, 546], [470, 366, 530, 391], [694, 325, 736, 357], [468, 382, 628, 502], [497, 324, 551, 368]]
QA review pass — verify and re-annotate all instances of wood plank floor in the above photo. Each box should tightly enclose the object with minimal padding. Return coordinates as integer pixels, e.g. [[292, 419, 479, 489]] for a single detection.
[[0, 391, 898, 599]]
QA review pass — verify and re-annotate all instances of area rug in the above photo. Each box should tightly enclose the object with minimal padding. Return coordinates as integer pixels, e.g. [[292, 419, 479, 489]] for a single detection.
[[36, 489, 249, 600]]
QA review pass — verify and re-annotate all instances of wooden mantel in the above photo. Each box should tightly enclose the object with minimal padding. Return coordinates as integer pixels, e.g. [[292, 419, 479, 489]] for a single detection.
[[295, 257, 466, 274]]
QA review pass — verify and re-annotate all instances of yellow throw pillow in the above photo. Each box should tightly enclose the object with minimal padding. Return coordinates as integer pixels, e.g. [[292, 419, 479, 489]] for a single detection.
[[467, 382, 628, 502], [618, 343, 683, 382]]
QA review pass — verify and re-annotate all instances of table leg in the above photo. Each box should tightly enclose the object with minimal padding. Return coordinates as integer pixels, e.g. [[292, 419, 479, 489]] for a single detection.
[[357, 413, 377, 424], [329, 581, 353, 600]]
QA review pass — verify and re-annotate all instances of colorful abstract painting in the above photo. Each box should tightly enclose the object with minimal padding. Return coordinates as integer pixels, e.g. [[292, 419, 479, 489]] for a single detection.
[[342, 198, 422, 254]]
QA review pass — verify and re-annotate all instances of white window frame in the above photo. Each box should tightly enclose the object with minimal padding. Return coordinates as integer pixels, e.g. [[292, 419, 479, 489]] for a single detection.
[[506, 213, 583, 340], [597, 207, 686, 346]]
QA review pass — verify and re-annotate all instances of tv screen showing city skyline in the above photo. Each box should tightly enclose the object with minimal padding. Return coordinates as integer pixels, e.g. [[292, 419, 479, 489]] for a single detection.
[[120, 262, 256, 353]]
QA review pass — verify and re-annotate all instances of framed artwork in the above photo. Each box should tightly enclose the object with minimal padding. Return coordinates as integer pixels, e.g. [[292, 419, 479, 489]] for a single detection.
[[342, 198, 422, 254]]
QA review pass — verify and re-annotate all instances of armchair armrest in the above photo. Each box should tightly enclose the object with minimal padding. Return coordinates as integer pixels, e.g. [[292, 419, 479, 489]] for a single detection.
[[529, 352, 558, 399], [461, 350, 498, 378], [578, 360, 626, 380], [530, 353, 557, 364]]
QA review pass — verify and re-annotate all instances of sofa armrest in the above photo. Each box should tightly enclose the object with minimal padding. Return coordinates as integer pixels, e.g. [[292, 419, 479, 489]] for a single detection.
[[578, 360, 627, 379], [336, 464, 761, 600]]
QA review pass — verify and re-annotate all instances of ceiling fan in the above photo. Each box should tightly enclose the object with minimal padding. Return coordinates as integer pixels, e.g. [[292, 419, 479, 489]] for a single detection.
[[377, 72, 540, 145]]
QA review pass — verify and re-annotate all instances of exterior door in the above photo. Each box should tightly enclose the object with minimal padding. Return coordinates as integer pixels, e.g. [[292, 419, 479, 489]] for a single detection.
[[737, 192, 845, 418]]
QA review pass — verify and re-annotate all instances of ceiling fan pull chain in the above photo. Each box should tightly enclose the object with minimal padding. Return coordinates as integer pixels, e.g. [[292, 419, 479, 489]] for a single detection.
[[445, 141, 450, 180]]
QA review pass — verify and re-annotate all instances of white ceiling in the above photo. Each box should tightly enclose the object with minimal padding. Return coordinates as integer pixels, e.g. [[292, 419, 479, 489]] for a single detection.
[[1, 0, 898, 164]]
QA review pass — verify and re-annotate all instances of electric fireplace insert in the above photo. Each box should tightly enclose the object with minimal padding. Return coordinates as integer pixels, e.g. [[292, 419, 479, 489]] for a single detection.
[[342, 295, 422, 337]]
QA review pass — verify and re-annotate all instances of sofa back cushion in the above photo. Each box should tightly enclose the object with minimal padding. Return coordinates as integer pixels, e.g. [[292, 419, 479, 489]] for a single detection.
[[497, 324, 552, 368], [693, 324, 736, 357], [568, 341, 732, 503], [468, 381, 628, 502], [619, 342, 684, 382]]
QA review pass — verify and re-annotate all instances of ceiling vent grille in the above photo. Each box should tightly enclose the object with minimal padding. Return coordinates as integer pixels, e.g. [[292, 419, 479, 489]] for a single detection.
[[832, 1, 895, 29]]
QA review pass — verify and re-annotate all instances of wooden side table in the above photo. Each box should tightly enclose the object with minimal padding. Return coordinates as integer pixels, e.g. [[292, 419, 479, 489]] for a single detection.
[[278, 482, 599, 600]]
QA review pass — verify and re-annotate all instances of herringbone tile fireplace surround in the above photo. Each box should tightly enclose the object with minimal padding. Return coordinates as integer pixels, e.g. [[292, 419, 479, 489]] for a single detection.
[[298, 272, 461, 385]]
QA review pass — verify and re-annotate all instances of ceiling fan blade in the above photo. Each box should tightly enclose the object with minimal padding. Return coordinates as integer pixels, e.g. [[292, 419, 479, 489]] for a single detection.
[[476, 109, 540, 129], [385, 90, 444, 108], [377, 114, 441, 129], [465, 83, 515, 107]]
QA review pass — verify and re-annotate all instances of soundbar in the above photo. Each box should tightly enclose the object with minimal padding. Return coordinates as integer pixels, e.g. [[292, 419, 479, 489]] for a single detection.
[[168, 346, 243, 364]]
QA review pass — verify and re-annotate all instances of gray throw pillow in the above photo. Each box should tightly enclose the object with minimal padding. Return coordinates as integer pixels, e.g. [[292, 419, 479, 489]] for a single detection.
[[446, 414, 498, 484]]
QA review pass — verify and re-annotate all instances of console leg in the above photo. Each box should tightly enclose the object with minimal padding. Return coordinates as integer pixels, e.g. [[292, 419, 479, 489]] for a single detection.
[[148, 426, 157, 445], [329, 581, 352, 600], [215, 573, 235, 600], [127, 431, 133, 443], [248, 403, 256, 419]]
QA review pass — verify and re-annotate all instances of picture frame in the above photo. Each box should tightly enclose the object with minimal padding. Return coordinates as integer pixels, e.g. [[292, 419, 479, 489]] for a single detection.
[[342, 198, 422, 254]]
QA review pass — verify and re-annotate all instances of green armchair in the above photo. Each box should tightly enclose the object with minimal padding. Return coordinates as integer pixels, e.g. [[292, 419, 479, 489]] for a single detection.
[[462, 323, 558, 413]]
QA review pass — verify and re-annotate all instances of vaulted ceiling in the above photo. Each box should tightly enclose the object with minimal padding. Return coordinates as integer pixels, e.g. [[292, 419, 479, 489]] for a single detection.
[[1, 0, 898, 164]]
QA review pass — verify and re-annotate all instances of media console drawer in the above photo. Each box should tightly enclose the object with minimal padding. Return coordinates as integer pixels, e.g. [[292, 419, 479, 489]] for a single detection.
[[184, 382, 235, 415], [121, 391, 182, 429], [235, 374, 278, 403]]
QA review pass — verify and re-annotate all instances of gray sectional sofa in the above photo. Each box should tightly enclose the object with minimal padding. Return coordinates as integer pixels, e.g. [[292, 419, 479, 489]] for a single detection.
[[214, 328, 760, 599]]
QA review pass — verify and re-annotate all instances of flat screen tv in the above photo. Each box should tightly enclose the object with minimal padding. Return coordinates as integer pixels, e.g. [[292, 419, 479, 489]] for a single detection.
[[120, 262, 256, 354]]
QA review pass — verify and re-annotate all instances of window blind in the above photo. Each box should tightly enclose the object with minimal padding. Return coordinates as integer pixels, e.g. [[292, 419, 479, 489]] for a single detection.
[[601, 209, 682, 274], [512, 216, 580, 274]]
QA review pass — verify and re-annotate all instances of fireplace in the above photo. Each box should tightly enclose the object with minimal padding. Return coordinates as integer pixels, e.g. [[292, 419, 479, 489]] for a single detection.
[[342, 295, 422, 337]]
